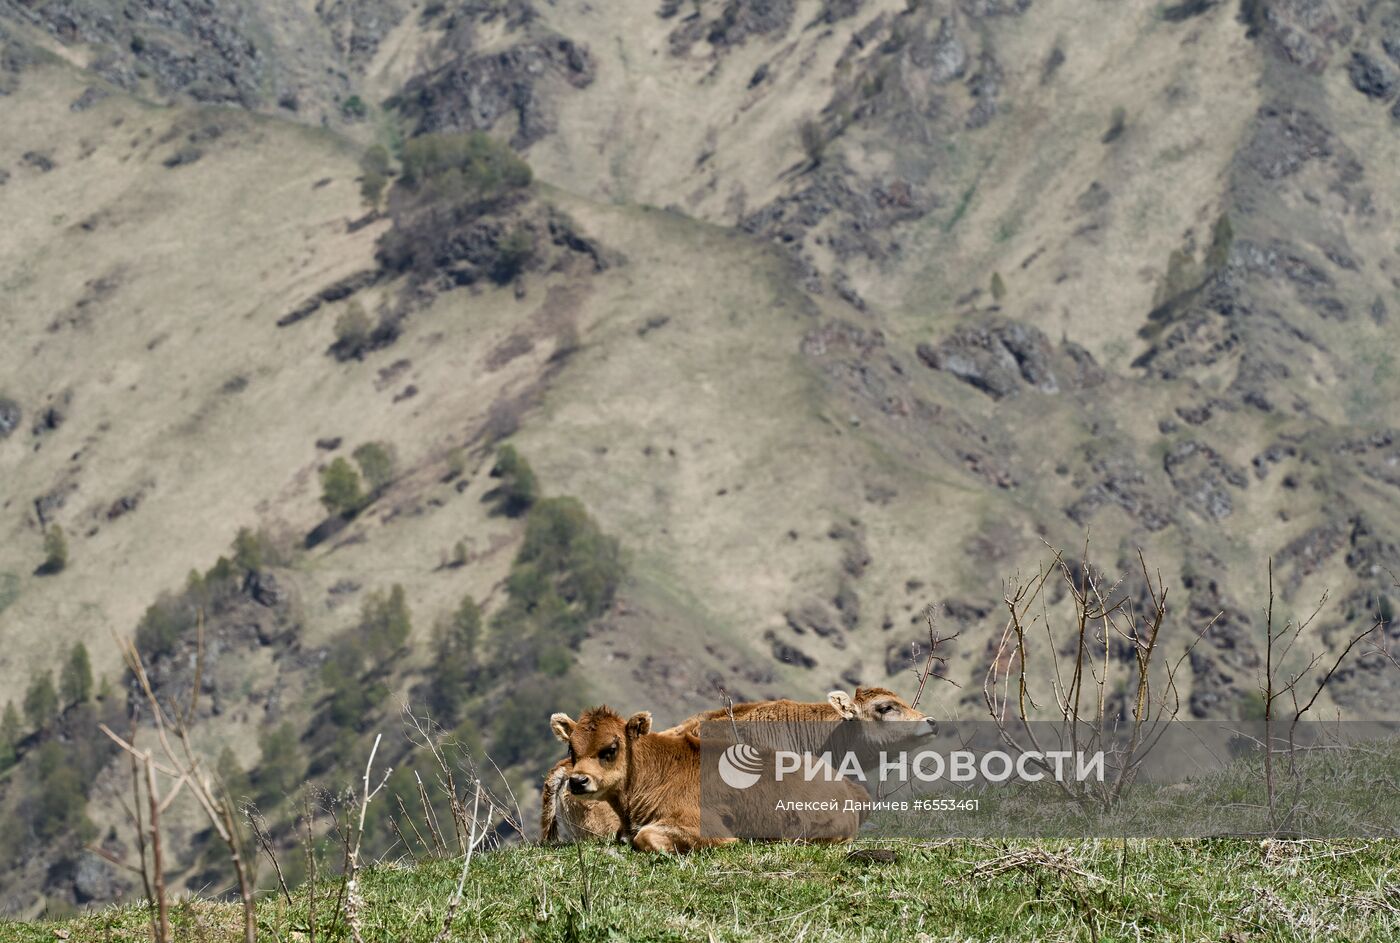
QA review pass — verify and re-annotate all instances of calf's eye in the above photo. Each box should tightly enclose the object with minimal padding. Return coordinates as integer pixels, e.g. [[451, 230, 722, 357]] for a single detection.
[[599, 746, 618, 762]]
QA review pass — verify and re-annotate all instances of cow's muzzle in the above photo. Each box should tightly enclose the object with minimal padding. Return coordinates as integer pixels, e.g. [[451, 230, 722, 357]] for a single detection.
[[568, 774, 596, 795]]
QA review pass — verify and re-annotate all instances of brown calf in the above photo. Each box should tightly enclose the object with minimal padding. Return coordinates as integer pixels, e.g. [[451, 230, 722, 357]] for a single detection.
[[549, 705, 863, 853], [541, 687, 934, 843], [677, 685, 937, 754], [540, 757, 624, 843]]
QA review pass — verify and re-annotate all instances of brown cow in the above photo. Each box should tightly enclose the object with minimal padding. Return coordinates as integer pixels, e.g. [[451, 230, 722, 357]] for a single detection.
[[541, 687, 934, 843], [678, 686, 937, 754], [540, 757, 623, 843], [549, 705, 863, 853]]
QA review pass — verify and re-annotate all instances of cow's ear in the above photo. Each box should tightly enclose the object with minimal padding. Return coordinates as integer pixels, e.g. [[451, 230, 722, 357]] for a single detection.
[[625, 712, 653, 739], [550, 713, 576, 743], [828, 690, 858, 719]]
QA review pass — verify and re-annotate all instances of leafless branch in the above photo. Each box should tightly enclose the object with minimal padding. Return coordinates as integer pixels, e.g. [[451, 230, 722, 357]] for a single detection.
[[910, 604, 962, 708]]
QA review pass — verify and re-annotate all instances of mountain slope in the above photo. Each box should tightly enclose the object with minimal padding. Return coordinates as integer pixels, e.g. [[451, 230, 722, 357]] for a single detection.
[[3, 0, 1400, 916]]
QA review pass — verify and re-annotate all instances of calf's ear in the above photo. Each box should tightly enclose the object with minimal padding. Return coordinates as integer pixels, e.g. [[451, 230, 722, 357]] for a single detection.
[[625, 711, 653, 738], [550, 713, 576, 742], [827, 690, 858, 719]]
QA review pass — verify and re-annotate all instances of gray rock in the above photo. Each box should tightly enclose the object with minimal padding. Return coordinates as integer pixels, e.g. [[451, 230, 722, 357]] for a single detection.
[[9, 0, 267, 105], [400, 34, 595, 148], [1164, 440, 1248, 521], [0, 397, 19, 438], [1348, 51, 1397, 99], [21, 150, 54, 172], [73, 853, 125, 904], [1248, 0, 1344, 72], [928, 18, 967, 83], [244, 570, 285, 608], [1241, 106, 1331, 180], [960, 0, 1032, 16], [964, 51, 1002, 129], [763, 629, 817, 668], [1066, 455, 1175, 532], [815, 0, 864, 25], [917, 319, 1060, 399], [318, 0, 409, 71], [786, 601, 847, 648], [743, 165, 932, 263], [669, 0, 797, 56], [106, 494, 142, 520], [32, 404, 65, 435], [69, 86, 109, 112]]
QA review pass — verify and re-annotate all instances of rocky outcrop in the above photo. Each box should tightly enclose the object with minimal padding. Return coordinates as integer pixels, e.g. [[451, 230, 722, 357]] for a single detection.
[[318, 0, 407, 71], [666, 0, 796, 57], [1343, 430, 1400, 491], [884, 598, 985, 676], [1066, 455, 1175, 533], [276, 269, 382, 327], [741, 164, 933, 264], [1244, 0, 1349, 73], [916, 318, 1104, 400], [763, 628, 816, 668], [1182, 574, 1258, 719], [785, 600, 847, 650], [1348, 50, 1397, 99], [1163, 440, 1249, 522], [376, 200, 607, 290], [1239, 105, 1332, 181], [2, 0, 268, 105], [398, 35, 594, 148]]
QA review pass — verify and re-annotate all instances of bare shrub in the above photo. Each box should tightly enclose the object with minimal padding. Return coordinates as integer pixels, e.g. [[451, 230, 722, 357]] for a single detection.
[[984, 541, 1213, 811]]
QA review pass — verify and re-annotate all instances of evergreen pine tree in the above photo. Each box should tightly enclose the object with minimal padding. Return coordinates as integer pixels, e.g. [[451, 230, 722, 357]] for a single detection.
[[320, 457, 366, 516], [60, 642, 93, 706], [0, 701, 19, 770], [40, 525, 68, 574], [23, 672, 59, 728]]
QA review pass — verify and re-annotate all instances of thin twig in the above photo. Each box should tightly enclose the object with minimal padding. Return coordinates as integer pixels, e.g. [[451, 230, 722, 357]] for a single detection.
[[434, 784, 485, 943]]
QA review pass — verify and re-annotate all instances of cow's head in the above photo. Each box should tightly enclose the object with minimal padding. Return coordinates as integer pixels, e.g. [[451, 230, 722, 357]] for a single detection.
[[827, 686, 936, 744], [550, 706, 652, 801]]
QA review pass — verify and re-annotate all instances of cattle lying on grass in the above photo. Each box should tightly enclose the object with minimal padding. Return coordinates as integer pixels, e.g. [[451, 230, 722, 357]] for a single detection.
[[677, 686, 938, 753], [540, 687, 934, 844], [540, 756, 624, 843], [548, 705, 865, 853]]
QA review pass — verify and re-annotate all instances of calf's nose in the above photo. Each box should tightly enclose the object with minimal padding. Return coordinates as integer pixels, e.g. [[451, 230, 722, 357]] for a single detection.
[[568, 774, 593, 795]]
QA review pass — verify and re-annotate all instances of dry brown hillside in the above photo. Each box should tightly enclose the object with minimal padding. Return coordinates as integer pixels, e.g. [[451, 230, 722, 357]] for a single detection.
[[2, 0, 1399, 916]]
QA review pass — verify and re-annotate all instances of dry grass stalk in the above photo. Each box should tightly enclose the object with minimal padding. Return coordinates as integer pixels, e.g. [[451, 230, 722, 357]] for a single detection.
[[247, 805, 293, 907], [969, 848, 1106, 885], [402, 706, 523, 841], [433, 783, 488, 943], [345, 733, 391, 943]]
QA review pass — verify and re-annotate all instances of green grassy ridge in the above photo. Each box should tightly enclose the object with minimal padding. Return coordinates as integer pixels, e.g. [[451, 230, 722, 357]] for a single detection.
[[7, 839, 1399, 942]]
